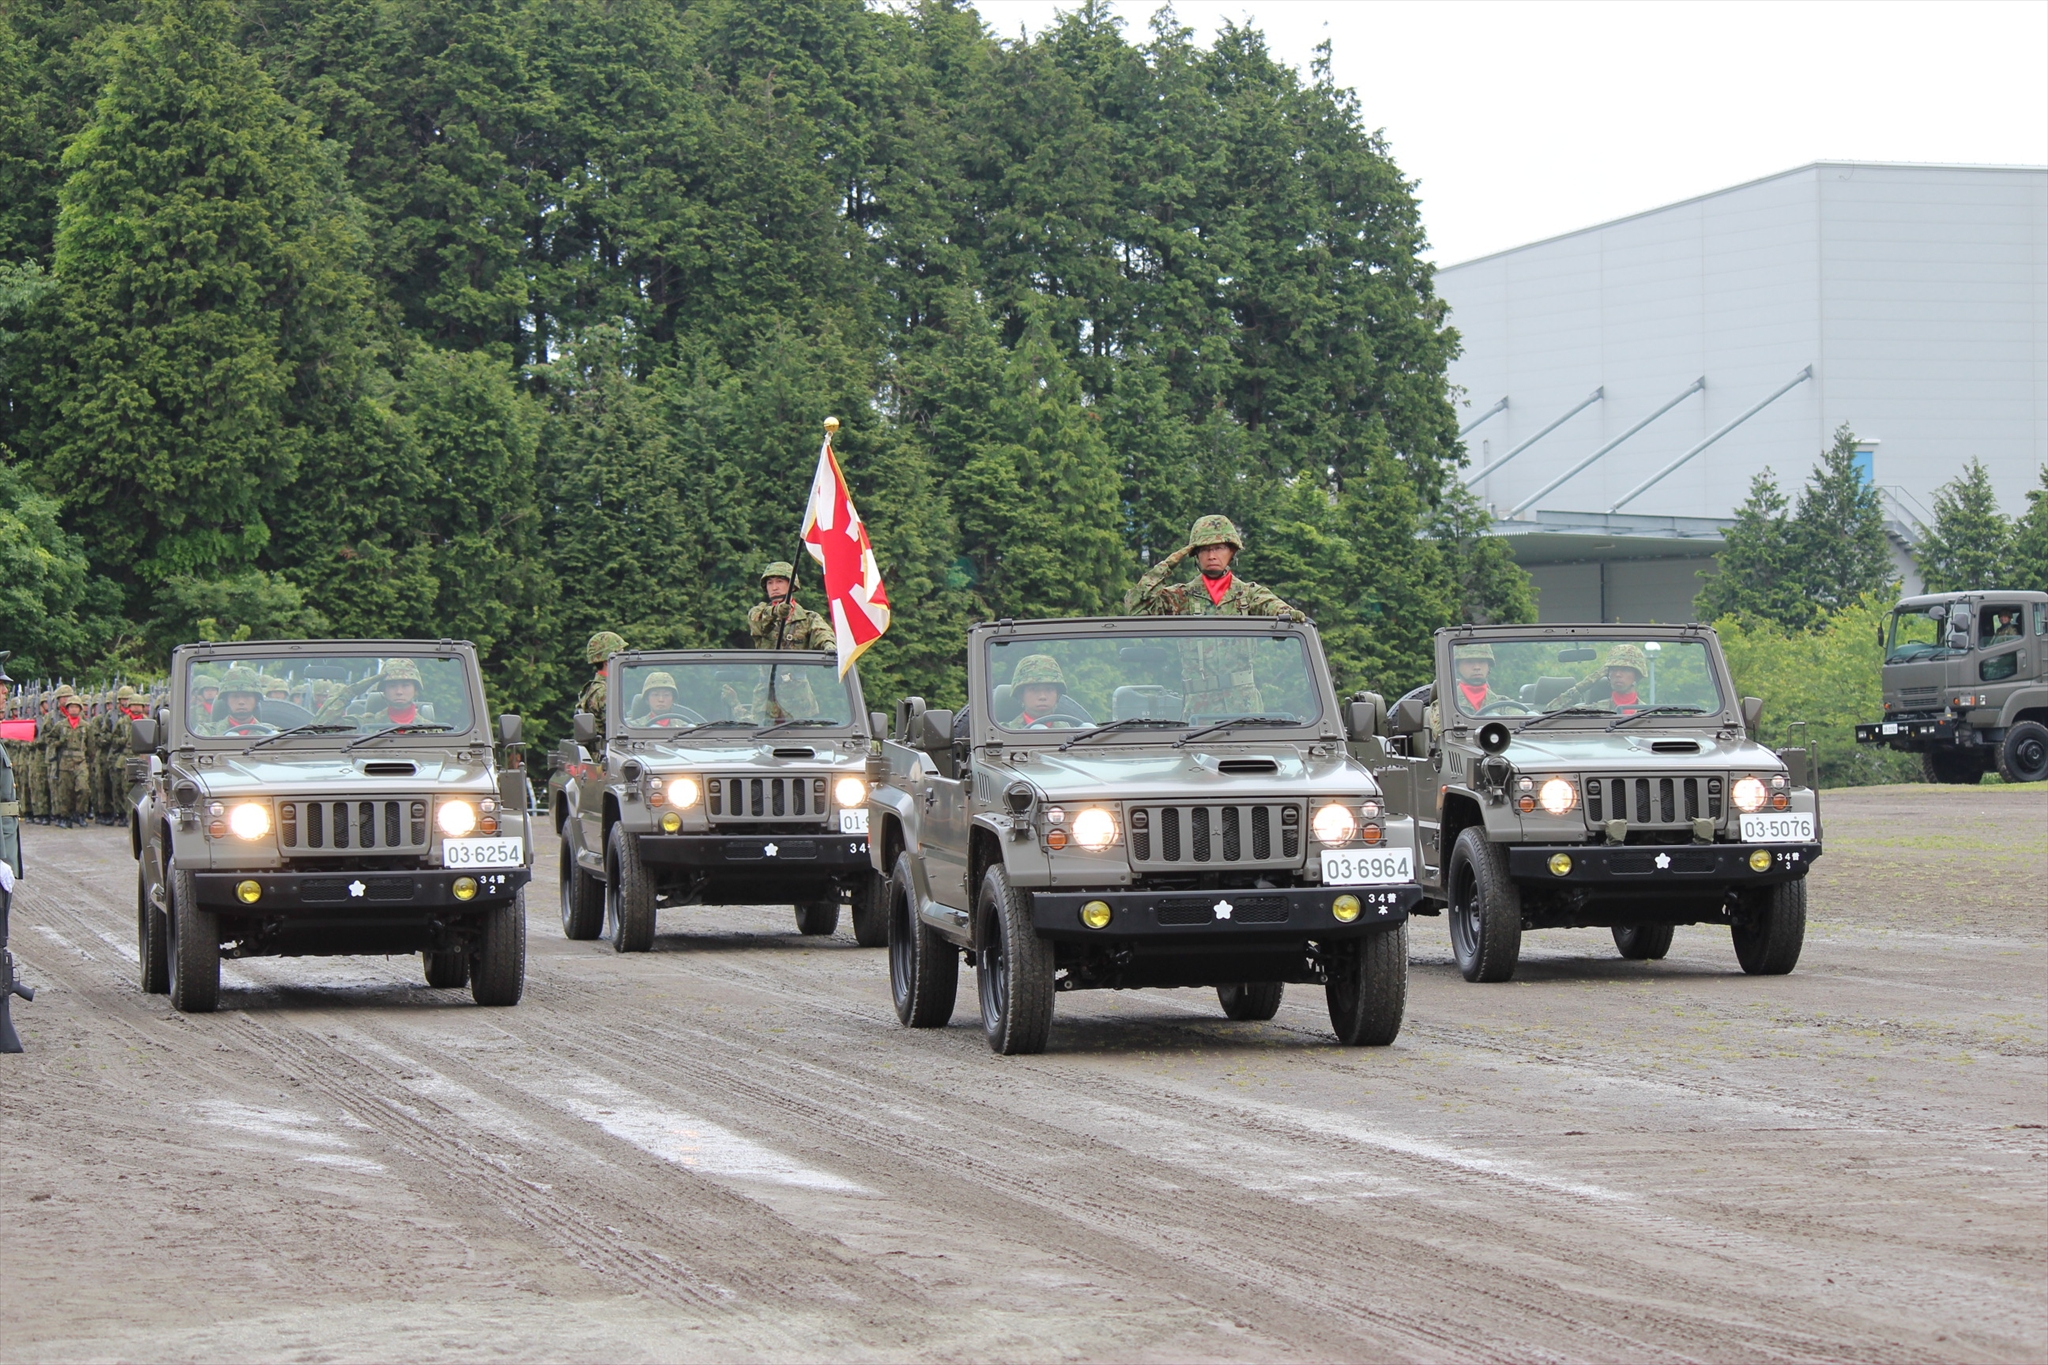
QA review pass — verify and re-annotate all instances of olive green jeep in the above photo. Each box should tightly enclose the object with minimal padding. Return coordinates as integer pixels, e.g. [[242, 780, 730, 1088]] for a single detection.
[[1360, 623, 1819, 982]]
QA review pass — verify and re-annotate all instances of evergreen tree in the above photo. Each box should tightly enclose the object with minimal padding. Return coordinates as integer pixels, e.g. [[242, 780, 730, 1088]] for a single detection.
[[0, 462, 114, 676], [1793, 424, 1894, 614], [1696, 469, 1810, 629], [2010, 465, 2048, 595], [1917, 458, 2013, 592]]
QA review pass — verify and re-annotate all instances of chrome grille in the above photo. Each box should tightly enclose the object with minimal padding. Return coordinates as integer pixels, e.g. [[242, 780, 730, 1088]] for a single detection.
[[280, 798, 431, 852], [1129, 803, 1301, 868], [707, 775, 829, 825], [1584, 776, 1721, 829]]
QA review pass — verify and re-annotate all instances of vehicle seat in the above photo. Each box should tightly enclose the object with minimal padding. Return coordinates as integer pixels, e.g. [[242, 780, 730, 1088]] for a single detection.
[[1112, 685, 1182, 721], [1528, 676, 1574, 708]]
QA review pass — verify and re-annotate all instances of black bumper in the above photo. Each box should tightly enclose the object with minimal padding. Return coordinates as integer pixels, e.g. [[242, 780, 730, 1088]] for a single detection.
[[192, 866, 530, 914], [1030, 884, 1418, 943], [1857, 715, 1966, 747], [1505, 843, 1819, 886], [635, 833, 870, 871]]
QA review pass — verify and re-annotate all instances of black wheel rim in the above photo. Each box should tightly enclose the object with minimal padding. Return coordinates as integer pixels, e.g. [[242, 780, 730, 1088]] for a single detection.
[[979, 920, 1007, 1030], [1448, 861, 1479, 962], [603, 849, 620, 941], [2016, 734, 2048, 780], [559, 843, 573, 930], [889, 882, 913, 1010]]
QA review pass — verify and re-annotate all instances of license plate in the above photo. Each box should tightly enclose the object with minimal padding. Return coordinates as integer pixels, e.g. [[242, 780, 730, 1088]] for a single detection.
[[443, 835, 526, 868], [1320, 847, 1413, 885], [1739, 813, 1814, 844], [839, 809, 869, 835], [1881, 722, 1899, 735]]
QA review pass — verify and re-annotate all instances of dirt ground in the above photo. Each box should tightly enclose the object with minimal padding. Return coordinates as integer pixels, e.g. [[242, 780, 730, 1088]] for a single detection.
[[2, 783, 2043, 1363]]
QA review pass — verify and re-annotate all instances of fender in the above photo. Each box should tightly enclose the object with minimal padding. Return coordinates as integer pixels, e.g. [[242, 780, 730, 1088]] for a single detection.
[[1999, 685, 2048, 729]]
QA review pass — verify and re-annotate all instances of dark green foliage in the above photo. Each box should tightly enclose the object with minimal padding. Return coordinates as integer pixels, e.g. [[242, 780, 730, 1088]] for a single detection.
[[1696, 470, 1811, 630], [1917, 458, 2014, 593], [2012, 466, 2048, 595]]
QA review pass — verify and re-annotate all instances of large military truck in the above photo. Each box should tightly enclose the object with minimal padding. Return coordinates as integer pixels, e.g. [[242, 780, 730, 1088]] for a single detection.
[[549, 650, 884, 950], [1361, 624, 1818, 982], [131, 641, 533, 1012], [868, 615, 1421, 1055], [1854, 590, 2048, 785]]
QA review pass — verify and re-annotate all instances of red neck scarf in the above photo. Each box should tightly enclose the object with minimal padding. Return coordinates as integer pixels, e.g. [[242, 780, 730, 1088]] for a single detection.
[[65, 712, 82, 728], [1611, 690, 1640, 713], [1201, 572, 1233, 605], [1458, 681, 1490, 710], [386, 703, 419, 726]]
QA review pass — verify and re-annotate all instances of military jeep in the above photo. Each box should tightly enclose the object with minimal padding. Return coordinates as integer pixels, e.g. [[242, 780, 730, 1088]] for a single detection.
[[868, 616, 1421, 1055], [1361, 624, 1819, 982], [131, 640, 533, 1013], [1854, 590, 2048, 785], [549, 650, 884, 950]]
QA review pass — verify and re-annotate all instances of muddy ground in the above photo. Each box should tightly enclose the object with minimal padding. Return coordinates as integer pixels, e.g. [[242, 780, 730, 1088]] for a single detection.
[[2, 783, 2043, 1363]]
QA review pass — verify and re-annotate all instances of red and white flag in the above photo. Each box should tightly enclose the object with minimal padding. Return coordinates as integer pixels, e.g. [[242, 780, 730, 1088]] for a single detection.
[[801, 425, 890, 676]]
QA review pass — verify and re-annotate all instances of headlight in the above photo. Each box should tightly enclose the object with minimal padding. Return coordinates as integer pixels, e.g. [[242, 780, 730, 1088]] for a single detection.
[[437, 800, 477, 837], [834, 776, 867, 808], [1731, 776, 1768, 813], [227, 802, 271, 840], [666, 776, 701, 808], [1071, 807, 1118, 851], [1537, 778, 1578, 816], [1312, 802, 1359, 847]]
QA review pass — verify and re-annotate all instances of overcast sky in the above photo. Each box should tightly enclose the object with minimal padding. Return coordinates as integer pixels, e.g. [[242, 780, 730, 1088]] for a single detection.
[[969, 0, 2048, 264]]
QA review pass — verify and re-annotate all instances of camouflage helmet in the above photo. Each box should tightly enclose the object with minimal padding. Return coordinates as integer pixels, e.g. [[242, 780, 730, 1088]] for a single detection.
[[115, 685, 140, 704], [1604, 644, 1650, 677], [760, 561, 797, 586], [193, 671, 222, 693], [258, 673, 291, 695], [1010, 654, 1067, 688], [1453, 642, 1496, 664], [219, 667, 263, 695], [587, 631, 627, 665], [637, 670, 678, 698], [380, 658, 424, 686], [1188, 514, 1244, 552], [52, 683, 78, 705]]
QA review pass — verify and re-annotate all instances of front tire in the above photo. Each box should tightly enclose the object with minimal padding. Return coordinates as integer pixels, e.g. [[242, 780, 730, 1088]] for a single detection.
[[1446, 827, 1522, 983], [1732, 878, 1805, 975], [559, 830, 603, 940], [137, 862, 168, 994], [1612, 923, 1675, 960], [888, 852, 956, 1028], [1217, 981, 1284, 1020], [165, 862, 219, 1014], [470, 890, 527, 1005], [850, 872, 889, 947], [1997, 721, 2048, 785], [975, 864, 1056, 1055], [604, 824, 656, 953], [423, 949, 468, 988], [1325, 923, 1408, 1046], [794, 901, 841, 936]]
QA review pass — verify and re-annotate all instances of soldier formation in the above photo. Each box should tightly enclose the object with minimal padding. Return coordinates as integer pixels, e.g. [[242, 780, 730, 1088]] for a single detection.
[[1, 673, 162, 829]]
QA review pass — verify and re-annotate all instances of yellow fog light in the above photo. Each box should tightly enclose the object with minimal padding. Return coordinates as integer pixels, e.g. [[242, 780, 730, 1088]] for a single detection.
[[1548, 853, 1573, 876], [1080, 900, 1112, 930], [235, 880, 262, 904], [661, 811, 682, 833], [1748, 849, 1773, 872], [452, 876, 478, 901], [227, 802, 271, 840], [1332, 894, 1362, 923]]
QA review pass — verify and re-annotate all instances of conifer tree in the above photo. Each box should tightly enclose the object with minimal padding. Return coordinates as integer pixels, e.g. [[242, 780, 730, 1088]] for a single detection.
[[1793, 424, 1894, 614], [1916, 458, 2012, 592], [2010, 465, 2048, 595], [1696, 470, 1810, 629]]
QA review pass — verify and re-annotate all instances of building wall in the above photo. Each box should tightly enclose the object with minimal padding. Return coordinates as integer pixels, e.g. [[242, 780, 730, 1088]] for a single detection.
[[1441, 163, 2048, 524], [1526, 556, 1719, 624]]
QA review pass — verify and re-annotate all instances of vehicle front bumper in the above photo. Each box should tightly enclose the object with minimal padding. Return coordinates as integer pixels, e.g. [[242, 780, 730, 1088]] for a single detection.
[[1505, 843, 1819, 885], [1857, 715, 1967, 746], [634, 832, 871, 871], [191, 866, 530, 913], [1030, 884, 1418, 942]]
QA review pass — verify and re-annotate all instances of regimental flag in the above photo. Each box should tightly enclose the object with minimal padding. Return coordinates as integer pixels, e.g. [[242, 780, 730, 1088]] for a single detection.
[[800, 424, 890, 676]]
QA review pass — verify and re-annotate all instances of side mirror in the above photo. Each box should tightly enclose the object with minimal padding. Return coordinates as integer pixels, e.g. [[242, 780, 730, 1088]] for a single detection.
[[915, 708, 955, 754], [498, 713, 523, 746], [1946, 625, 1971, 651], [895, 696, 927, 743], [869, 710, 890, 741], [1740, 696, 1763, 733], [572, 712, 597, 747], [1388, 695, 1427, 738], [129, 717, 159, 754], [1345, 692, 1385, 740]]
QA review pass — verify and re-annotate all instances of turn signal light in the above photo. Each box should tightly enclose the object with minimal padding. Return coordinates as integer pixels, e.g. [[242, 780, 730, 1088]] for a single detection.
[[452, 876, 478, 901], [1360, 822, 1383, 845], [1046, 828, 1069, 851], [1332, 894, 1362, 922], [1548, 853, 1573, 876], [1770, 792, 1790, 810], [1749, 849, 1773, 872], [235, 880, 262, 904], [1517, 795, 1537, 814], [1080, 900, 1112, 929]]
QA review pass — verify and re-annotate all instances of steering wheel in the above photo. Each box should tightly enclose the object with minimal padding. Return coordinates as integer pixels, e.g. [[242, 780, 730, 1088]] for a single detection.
[[1022, 706, 1090, 731], [1477, 700, 1533, 716], [643, 706, 709, 728], [223, 721, 278, 736]]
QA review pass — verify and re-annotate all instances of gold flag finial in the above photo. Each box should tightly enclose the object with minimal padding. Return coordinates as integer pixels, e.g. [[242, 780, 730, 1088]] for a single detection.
[[823, 416, 840, 436]]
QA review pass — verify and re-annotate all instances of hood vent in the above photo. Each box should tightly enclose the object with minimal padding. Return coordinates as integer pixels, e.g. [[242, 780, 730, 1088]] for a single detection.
[[1216, 759, 1280, 774], [772, 747, 816, 759], [1650, 741, 1700, 754], [362, 761, 417, 776]]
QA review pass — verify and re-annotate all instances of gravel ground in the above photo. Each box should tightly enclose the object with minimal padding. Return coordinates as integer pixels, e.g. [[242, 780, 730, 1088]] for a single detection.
[[2, 783, 2042, 1363]]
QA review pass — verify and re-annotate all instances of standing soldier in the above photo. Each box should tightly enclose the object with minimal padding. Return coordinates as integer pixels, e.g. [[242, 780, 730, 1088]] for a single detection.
[[580, 633, 627, 726], [33, 689, 58, 826], [748, 563, 836, 652], [17, 688, 41, 826], [106, 686, 148, 823], [190, 671, 222, 728], [48, 685, 91, 829], [0, 662, 24, 1052], [1123, 516, 1298, 717]]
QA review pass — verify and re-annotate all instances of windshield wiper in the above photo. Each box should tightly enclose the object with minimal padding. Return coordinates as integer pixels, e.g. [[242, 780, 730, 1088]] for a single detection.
[[344, 723, 455, 750], [648, 719, 750, 737], [242, 723, 357, 754], [1058, 718, 1185, 751], [1172, 715, 1292, 748], [1518, 707, 1609, 732], [1606, 705, 1709, 730], [752, 718, 839, 738]]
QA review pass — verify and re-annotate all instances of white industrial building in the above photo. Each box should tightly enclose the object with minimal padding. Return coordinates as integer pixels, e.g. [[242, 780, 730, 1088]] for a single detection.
[[1437, 161, 2048, 622]]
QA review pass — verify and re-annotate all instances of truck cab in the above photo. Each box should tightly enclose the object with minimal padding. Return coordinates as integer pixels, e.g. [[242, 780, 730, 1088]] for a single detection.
[[1855, 590, 2048, 784]]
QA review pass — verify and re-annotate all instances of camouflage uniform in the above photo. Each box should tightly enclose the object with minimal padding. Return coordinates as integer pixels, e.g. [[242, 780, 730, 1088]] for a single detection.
[[1428, 642, 1506, 740], [579, 632, 626, 726], [1123, 516, 1296, 717], [48, 686, 91, 826], [748, 562, 836, 652], [1552, 643, 1652, 714], [205, 668, 271, 738], [189, 671, 222, 731], [35, 697, 61, 824]]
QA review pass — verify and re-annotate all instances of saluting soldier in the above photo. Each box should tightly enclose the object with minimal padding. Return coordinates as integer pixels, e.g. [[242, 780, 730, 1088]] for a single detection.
[[1551, 644, 1652, 716], [1124, 516, 1297, 718], [748, 563, 835, 652], [580, 633, 626, 726]]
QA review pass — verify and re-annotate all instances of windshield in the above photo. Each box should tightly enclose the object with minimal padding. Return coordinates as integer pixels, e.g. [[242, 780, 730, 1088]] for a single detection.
[[984, 631, 1323, 736], [616, 660, 854, 730], [182, 653, 477, 740], [1446, 636, 1723, 720], [1887, 605, 1964, 662]]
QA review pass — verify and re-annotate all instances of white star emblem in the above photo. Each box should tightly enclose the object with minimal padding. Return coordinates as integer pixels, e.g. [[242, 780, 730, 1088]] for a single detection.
[[348, 879, 367, 898], [1653, 853, 1671, 870], [1214, 899, 1234, 920], [763, 842, 779, 858]]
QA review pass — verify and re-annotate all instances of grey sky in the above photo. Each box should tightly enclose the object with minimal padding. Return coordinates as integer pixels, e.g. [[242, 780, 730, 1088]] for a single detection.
[[970, 0, 2048, 264]]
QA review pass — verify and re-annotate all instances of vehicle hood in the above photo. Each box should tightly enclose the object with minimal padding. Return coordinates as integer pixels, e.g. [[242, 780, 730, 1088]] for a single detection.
[[1486, 729, 1781, 772], [187, 754, 493, 795], [1002, 746, 1377, 801], [623, 739, 864, 770]]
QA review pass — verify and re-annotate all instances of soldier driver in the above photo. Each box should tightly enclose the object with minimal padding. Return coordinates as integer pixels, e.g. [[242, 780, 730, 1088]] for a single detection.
[[634, 672, 693, 728], [749, 562, 836, 652], [1007, 655, 1075, 728], [207, 669, 272, 737], [1449, 643, 1503, 715]]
